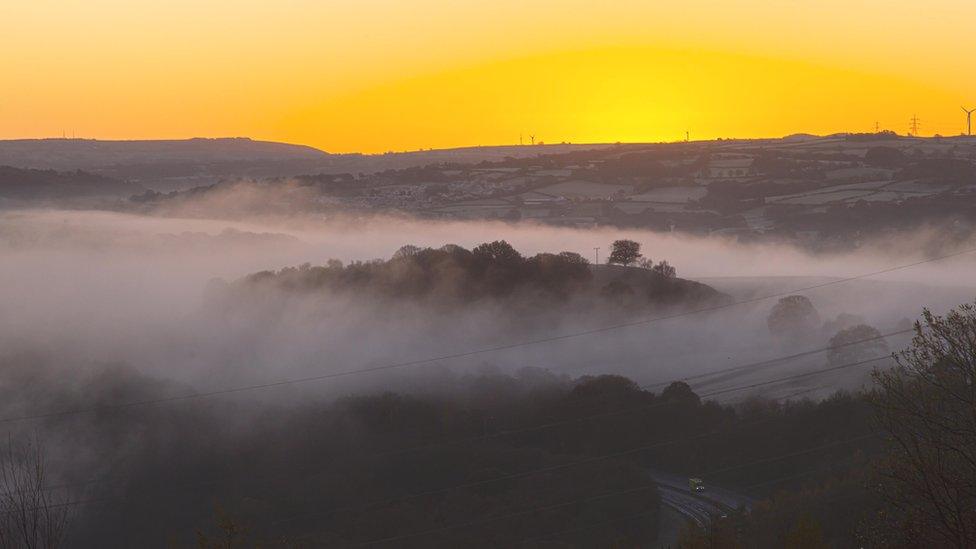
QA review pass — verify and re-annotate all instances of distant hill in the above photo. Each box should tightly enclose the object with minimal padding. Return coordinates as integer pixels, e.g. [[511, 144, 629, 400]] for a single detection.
[[0, 137, 328, 170], [0, 138, 332, 192], [0, 138, 610, 192], [0, 165, 138, 202]]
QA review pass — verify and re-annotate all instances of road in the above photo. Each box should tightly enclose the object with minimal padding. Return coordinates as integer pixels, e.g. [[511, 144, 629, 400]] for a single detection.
[[648, 470, 757, 547]]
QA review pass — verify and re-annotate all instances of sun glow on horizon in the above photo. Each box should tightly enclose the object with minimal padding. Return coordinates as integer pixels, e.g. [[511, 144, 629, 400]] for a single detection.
[[279, 47, 959, 152], [2, 0, 975, 152]]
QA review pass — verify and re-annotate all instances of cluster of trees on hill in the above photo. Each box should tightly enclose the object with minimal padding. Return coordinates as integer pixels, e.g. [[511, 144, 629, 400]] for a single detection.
[[606, 239, 677, 277], [242, 240, 591, 304], [226, 241, 709, 312]]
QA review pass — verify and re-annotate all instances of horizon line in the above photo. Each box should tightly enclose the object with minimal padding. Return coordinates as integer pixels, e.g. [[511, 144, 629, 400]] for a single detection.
[[0, 131, 969, 157]]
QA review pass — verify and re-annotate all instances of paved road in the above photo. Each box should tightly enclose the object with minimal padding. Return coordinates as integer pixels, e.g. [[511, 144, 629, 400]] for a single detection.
[[650, 470, 756, 512], [658, 488, 722, 528], [649, 469, 756, 546]]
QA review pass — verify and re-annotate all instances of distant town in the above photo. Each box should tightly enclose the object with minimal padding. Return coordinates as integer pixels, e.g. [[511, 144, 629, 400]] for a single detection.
[[2, 133, 975, 251], [146, 133, 976, 250]]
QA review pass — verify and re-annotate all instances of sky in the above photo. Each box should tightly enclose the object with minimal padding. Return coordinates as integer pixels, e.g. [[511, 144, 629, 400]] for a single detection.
[[2, 0, 975, 153]]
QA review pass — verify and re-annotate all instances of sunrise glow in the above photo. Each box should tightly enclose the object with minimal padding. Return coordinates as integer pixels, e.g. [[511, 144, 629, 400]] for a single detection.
[[3, 0, 975, 151]]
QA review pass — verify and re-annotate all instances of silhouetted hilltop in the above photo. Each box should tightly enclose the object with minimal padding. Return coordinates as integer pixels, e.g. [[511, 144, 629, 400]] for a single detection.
[[220, 241, 730, 314], [0, 138, 334, 192], [0, 137, 328, 170]]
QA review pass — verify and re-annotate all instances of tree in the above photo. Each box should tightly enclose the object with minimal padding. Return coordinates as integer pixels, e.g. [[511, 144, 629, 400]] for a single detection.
[[870, 302, 976, 547], [661, 381, 700, 406], [391, 244, 423, 260], [608, 239, 642, 266], [438, 244, 465, 254], [827, 324, 889, 367], [652, 260, 676, 279], [863, 146, 906, 168], [472, 240, 523, 266], [767, 295, 821, 341], [0, 436, 71, 549], [557, 251, 589, 266]]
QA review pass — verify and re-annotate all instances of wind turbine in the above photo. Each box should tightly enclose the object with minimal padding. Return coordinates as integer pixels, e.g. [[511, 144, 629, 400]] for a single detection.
[[963, 106, 976, 136]]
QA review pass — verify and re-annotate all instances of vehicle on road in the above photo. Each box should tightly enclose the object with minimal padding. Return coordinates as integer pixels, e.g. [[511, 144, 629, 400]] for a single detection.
[[689, 477, 705, 492]]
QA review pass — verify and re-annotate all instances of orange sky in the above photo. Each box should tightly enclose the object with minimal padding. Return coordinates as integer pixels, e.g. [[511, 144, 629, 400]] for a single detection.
[[2, 0, 975, 152]]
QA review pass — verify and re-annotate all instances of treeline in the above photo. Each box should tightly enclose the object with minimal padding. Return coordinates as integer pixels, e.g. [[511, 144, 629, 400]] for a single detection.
[[0, 165, 136, 200], [4, 355, 872, 547], [45, 366, 880, 547], [31, 365, 662, 546]]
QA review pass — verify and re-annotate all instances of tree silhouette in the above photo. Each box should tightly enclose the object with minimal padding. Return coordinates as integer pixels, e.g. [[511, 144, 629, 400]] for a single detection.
[[871, 302, 976, 547], [767, 295, 820, 341], [608, 240, 642, 266], [827, 324, 889, 367], [652, 260, 676, 279], [472, 240, 523, 266], [0, 436, 71, 549]]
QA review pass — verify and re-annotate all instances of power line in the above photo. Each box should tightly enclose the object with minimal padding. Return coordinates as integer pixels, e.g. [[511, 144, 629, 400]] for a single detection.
[[1, 247, 969, 427], [0, 328, 910, 515], [645, 326, 912, 391], [0, 313, 912, 506], [5, 324, 895, 511], [14, 349, 891, 524], [701, 433, 876, 479], [742, 452, 867, 492], [699, 354, 890, 399], [0, 252, 963, 540], [3, 383, 813, 509]]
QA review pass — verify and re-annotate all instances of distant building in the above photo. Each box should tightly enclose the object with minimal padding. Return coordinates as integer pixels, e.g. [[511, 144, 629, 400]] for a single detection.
[[699, 157, 755, 180]]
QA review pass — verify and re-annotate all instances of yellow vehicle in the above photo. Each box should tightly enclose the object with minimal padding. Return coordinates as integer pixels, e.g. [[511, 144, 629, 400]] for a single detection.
[[689, 477, 705, 492]]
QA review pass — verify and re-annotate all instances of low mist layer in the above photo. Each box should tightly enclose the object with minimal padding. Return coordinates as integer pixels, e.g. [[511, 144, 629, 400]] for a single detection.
[[0, 206, 973, 545]]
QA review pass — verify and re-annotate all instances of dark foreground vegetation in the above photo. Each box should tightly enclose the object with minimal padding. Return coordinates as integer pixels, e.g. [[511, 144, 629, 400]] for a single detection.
[[0, 356, 872, 547], [0, 258, 972, 547]]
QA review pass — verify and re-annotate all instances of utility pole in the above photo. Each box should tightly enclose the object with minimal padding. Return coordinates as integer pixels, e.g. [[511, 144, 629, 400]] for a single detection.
[[909, 115, 921, 136], [685, 131, 690, 142], [594, 247, 600, 265], [875, 121, 880, 133], [962, 107, 975, 136]]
